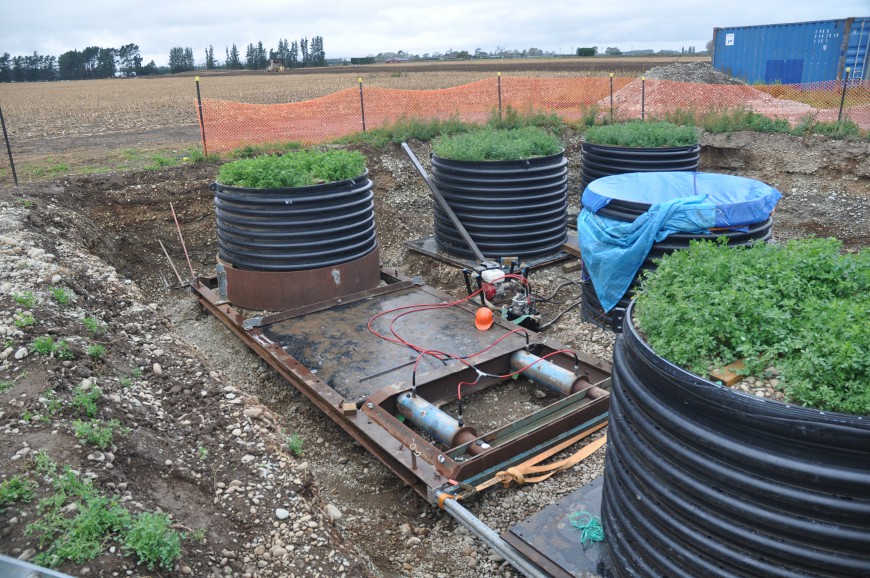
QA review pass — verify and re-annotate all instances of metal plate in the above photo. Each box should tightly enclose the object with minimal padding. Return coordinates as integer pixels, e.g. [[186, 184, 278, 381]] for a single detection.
[[503, 477, 612, 578], [261, 285, 525, 400]]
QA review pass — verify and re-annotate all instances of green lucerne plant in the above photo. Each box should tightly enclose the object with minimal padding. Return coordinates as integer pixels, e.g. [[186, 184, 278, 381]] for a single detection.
[[634, 237, 870, 416], [432, 126, 563, 162], [584, 120, 698, 148], [217, 148, 366, 188]]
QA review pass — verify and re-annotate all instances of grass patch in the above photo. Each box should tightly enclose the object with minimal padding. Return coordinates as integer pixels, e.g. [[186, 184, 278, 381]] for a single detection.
[[82, 316, 107, 337], [14, 313, 36, 328], [72, 385, 102, 417], [337, 116, 471, 147], [86, 343, 107, 360], [217, 148, 366, 188], [584, 120, 698, 147], [433, 126, 563, 161], [634, 237, 870, 415], [0, 381, 12, 394]]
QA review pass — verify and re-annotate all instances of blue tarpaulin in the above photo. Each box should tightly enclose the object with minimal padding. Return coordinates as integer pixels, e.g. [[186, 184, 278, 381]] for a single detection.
[[582, 172, 781, 228], [577, 172, 782, 312]]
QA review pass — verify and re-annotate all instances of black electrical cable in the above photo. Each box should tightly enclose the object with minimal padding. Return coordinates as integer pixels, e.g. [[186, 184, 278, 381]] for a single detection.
[[539, 298, 583, 330]]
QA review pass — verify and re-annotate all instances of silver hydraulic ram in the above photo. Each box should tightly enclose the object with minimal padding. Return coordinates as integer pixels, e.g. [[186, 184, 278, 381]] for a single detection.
[[510, 350, 607, 398]]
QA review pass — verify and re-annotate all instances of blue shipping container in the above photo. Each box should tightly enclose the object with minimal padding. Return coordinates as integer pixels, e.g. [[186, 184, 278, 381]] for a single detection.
[[713, 17, 870, 83]]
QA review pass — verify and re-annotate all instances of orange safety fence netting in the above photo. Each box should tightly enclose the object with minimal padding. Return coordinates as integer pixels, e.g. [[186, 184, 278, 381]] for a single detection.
[[197, 76, 870, 154]]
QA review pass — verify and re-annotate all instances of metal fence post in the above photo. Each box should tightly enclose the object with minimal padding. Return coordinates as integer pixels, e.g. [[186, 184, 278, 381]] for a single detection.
[[358, 78, 366, 132], [838, 67, 851, 122], [0, 104, 18, 186], [195, 76, 208, 156], [498, 72, 502, 120], [641, 76, 646, 120], [609, 73, 614, 121]]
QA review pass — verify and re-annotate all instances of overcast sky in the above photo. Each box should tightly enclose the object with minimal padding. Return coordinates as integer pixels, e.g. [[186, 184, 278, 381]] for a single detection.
[[5, 1, 869, 66]]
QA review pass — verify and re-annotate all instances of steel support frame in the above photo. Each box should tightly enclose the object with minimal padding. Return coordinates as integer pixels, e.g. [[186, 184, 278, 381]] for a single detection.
[[191, 268, 611, 501]]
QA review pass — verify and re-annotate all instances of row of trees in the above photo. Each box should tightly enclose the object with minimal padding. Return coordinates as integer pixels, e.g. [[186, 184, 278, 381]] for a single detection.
[[0, 44, 159, 82], [194, 36, 327, 72], [0, 35, 327, 82]]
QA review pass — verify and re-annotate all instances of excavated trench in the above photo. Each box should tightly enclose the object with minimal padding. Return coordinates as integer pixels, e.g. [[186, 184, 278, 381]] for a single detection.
[[6, 131, 869, 578]]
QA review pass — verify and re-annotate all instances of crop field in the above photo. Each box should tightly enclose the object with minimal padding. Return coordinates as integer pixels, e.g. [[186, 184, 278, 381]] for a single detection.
[[0, 57, 704, 142]]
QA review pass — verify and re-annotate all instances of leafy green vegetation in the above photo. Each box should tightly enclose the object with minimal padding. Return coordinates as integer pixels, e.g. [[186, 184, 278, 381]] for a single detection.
[[0, 475, 37, 508], [27, 458, 131, 568], [54, 339, 75, 360], [0, 380, 12, 394], [487, 106, 565, 133], [634, 238, 870, 415], [86, 344, 107, 360], [13, 291, 36, 307], [663, 107, 792, 134], [49, 286, 71, 306], [583, 120, 698, 147], [72, 385, 102, 417], [73, 419, 120, 449], [14, 313, 36, 328], [30, 336, 57, 355], [336, 116, 470, 147], [433, 126, 563, 161], [286, 433, 304, 456], [82, 316, 107, 337], [22, 452, 183, 570], [217, 148, 367, 188], [124, 512, 182, 571]]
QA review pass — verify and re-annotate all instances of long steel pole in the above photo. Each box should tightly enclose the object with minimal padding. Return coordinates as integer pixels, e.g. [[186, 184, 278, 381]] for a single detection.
[[401, 142, 487, 263], [436, 492, 550, 578]]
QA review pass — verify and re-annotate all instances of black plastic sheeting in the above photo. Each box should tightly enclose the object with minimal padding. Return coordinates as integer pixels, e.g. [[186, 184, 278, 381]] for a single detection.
[[430, 152, 568, 259], [580, 217, 774, 331], [602, 301, 870, 578], [213, 171, 378, 271], [580, 141, 700, 190]]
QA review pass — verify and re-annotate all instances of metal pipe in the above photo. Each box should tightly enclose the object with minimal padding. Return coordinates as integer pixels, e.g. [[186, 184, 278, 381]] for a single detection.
[[401, 142, 487, 264], [436, 492, 550, 578], [511, 350, 588, 396], [396, 393, 483, 451]]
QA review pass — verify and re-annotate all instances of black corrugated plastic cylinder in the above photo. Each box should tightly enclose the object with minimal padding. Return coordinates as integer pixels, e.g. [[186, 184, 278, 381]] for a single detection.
[[602, 300, 870, 577], [580, 141, 701, 190], [212, 171, 377, 272], [430, 151, 569, 259]]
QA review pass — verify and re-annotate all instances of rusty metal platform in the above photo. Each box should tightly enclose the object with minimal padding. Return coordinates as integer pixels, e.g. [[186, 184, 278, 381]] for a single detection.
[[191, 267, 611, 503]]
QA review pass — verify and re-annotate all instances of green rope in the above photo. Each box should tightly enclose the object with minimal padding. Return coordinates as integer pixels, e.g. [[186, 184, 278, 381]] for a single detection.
[[569, 510, 604, 545]]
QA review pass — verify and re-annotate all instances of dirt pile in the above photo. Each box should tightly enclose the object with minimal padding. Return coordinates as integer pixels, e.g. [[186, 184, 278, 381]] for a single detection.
[[642, 61, 746, 85]]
